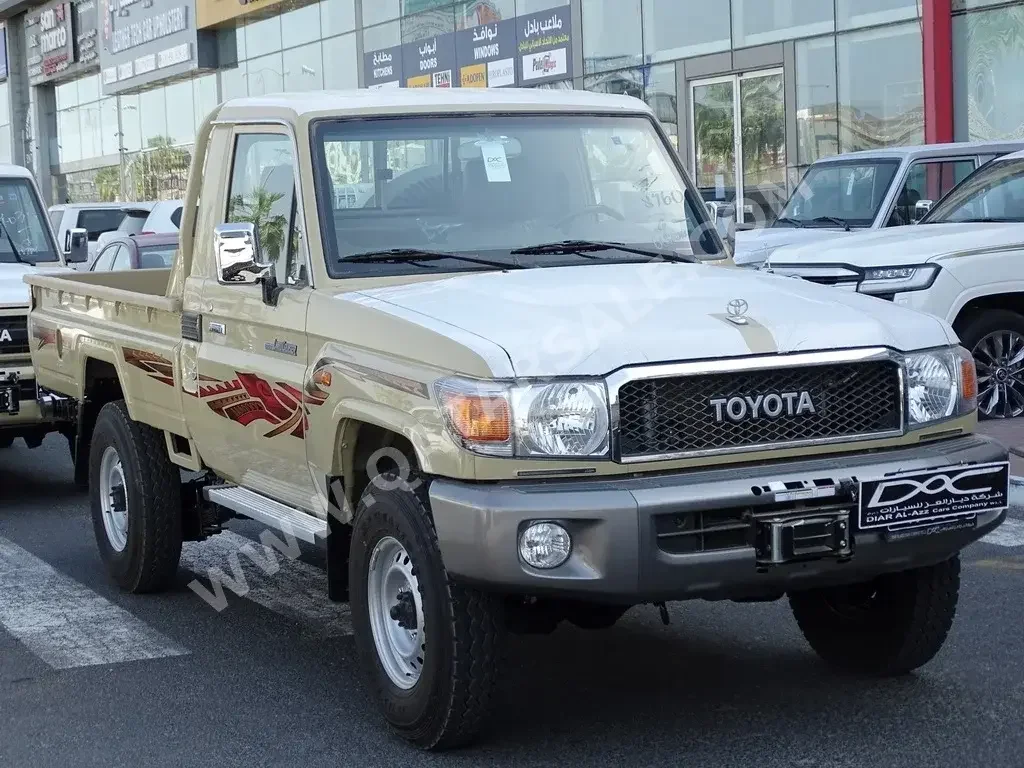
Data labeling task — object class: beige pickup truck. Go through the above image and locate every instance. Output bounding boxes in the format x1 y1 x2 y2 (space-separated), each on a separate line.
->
26 90 1008 749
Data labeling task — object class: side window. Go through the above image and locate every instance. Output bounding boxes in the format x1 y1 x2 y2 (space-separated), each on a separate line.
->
110 245 131 271
49 210 64 235
887 160 976 226
225 133 305 286
170 206 182 229
91 244 117 271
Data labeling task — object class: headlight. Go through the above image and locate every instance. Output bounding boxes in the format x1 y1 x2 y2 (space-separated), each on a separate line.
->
859 264 939 295
905 346 977 428
436 378 610 458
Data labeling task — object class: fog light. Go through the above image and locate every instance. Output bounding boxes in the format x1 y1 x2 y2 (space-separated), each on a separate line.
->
518 522 571 569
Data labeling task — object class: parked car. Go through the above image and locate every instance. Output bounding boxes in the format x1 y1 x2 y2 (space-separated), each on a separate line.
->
88 233 178 272
95 200 183 252
24 90 1008 750
0 163 78 451
764 149 1024 419
48 202 128 262
734 140 1024 267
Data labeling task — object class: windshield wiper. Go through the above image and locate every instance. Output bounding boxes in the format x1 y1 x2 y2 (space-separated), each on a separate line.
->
0 222 28 265
773 216 804 228
510 240 697 264
344 248 522 270
811 216 851 231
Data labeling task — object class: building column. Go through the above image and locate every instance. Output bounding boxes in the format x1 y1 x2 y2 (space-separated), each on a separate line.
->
922 0 954 144
6 14 31 169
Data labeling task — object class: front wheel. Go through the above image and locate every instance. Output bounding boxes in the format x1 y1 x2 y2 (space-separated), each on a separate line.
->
89 400 182 593
789 556 960 676
958 309 1024 419
349 477 505 750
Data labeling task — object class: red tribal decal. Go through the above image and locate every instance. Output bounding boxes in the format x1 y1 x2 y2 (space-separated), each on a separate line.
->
199 373 327 440
123 348 175 387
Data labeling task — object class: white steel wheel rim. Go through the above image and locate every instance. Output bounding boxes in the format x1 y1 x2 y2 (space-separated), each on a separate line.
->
99 446 129 552
367 536 426 690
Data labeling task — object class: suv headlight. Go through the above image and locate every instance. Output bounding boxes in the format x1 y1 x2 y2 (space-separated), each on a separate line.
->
859 264 939 296
905 346 977 428
436 378 610 458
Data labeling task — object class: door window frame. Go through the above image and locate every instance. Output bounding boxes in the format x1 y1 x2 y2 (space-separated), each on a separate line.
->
688 67 785 226
878 155 983 228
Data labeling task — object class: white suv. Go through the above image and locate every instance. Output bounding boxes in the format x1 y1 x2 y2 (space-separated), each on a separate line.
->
764 149 1024 420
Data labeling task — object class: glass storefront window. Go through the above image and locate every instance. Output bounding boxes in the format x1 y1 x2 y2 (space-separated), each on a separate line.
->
100 97 118 157
323 33 359 89
246 53 285 96
583 0 642 75
516 0 568 13
363 20 402 52
364 0 401 27
221 63 249 102
731 0 834 48
321 0 356 36
284 42 326 92
165 82 196 146
79 103 101 162
282 3 322 49
0 130 10 165
194 74 219 130
245 14 283 60
78 74 100 105
120 95 142 153
646 63 677 149
58 108 81 164
140 88 169 149
837 22 923 152
55 81 79 111
836 0 919 31
953 5 1024 141
457 0 514 27
796 35 838 165
642 0 730 62
402 7 456 41
0 82 9 128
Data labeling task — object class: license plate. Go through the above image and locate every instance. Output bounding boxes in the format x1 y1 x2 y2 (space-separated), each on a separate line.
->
858 461 1009 535
0 385 17 415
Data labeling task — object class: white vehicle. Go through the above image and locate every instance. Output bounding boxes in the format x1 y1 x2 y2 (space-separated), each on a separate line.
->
48 202 127 264
1 164 76 449
95 199 183 253
734 141 1024 267
764 149 1024 419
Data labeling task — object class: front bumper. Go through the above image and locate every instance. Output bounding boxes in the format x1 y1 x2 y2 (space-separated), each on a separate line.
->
429 435 1008 602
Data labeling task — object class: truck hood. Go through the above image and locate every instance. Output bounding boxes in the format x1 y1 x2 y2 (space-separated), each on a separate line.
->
733 226 854 266
767 221 1024 268
346 263 953 378
0 262 68 307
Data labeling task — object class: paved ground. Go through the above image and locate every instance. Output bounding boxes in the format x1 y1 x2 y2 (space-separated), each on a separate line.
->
977 419 1024 477
3 435 1024 767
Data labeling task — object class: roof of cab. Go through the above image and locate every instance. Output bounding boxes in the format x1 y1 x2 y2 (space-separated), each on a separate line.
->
0 163 36 180
213 88 653 123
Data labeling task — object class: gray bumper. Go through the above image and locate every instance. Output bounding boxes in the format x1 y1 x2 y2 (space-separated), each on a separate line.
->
429 435 1008 602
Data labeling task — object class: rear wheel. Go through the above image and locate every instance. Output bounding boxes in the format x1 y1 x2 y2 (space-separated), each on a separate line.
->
789 556 960 676
958 310 1024 419
350 476 505 750
89 400 182 593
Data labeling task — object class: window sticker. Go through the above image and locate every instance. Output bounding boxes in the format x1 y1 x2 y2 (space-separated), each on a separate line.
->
480 141 512 183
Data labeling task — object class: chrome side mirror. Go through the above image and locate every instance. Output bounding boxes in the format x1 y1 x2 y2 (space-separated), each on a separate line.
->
913 199 933 223
215 223 271 285
65 227 88 263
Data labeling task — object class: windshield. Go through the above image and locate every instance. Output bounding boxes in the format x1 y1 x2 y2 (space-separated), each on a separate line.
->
313 114 722 276
774 159 901 228
0 179 59 264
924 158 1024 223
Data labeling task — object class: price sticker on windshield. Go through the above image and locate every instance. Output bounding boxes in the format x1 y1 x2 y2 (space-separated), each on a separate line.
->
480 141 512 183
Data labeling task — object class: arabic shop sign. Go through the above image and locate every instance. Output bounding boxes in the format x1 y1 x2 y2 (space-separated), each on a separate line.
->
455 17 516 88
518 6 571 85
364 44 402 89
26 0 75 84
402 32 455 88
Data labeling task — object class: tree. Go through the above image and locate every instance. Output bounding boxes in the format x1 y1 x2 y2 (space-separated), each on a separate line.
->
228 186 287 264
93 166 120 202
127 135 192 200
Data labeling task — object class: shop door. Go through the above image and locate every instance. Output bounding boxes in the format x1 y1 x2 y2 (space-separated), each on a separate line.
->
690 69 787 227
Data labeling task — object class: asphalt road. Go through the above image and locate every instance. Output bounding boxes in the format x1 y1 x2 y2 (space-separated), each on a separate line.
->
2 435 1024 768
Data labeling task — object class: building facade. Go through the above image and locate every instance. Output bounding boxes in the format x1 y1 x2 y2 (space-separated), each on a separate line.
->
0 0 1017 219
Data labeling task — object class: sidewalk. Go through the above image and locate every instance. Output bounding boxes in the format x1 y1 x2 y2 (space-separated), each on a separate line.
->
975 419 1024 479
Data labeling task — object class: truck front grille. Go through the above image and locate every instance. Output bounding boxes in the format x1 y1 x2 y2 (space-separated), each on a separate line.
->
0 315 29 357
615 359 902 461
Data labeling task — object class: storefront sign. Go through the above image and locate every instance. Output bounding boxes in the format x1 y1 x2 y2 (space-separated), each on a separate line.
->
99 0 214 94
0 27 8 81
401 32 455 88
75 0 98 65
363 44 402 89
517 5 571 85
196 0 315 29
455 17 516 88
25 0 74 84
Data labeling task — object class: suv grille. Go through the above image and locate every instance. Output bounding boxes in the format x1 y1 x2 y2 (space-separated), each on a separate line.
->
615 360 902 461
0 315 29 357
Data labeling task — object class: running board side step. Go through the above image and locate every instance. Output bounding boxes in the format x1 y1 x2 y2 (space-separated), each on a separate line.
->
204 486 327 544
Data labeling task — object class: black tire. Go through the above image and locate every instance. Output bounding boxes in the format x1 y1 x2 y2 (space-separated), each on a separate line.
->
349 476 505 750
89 400 182 593
789 556 960 676
563 601 629 630
0 434 13 449
957 309 1024 419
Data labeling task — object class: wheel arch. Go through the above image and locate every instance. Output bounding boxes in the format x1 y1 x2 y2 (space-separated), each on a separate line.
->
951 291 1024 334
